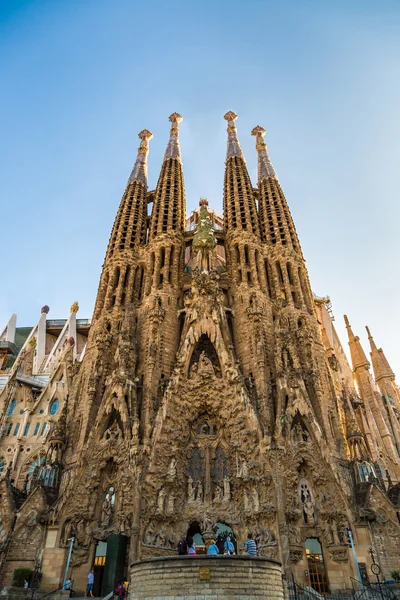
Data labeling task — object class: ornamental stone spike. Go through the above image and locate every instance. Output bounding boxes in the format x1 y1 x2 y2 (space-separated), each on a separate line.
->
251 125 277 181
164 112 183 162
128 129 153 186
224 111 245 162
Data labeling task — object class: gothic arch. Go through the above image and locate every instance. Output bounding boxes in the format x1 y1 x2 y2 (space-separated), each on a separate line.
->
187 334 221 378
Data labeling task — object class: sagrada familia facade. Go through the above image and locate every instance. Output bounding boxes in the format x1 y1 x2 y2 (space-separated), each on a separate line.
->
0 112 399 594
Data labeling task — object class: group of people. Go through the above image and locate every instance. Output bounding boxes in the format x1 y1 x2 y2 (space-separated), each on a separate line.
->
177 533 257 556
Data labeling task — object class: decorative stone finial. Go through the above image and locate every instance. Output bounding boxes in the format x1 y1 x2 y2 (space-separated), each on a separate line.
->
169 112 183 132
199 198 208 206
224 111 238 125
224 111 244 161
128 129 153 186
41 305 50 314
70 302 79 313
164 113 183 162
251 125 277 180
29 337 37 348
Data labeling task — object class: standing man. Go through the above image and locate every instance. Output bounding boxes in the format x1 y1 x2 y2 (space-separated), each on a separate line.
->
244 533 257 556
85 568 94 598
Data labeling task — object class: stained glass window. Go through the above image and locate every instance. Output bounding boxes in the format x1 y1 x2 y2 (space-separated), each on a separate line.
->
0 457 5 473
13 423 20 436
189 447 203 482
212 447 227 482
50 399 59 415
23 423 30 436
34 423 40 436
6 399 16 416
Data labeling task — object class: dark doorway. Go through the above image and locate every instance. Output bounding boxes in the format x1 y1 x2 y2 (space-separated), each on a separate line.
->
101 534 128 596
187 521 205 554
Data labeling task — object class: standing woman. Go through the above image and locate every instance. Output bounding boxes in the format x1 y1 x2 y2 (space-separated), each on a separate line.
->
187 536 196 555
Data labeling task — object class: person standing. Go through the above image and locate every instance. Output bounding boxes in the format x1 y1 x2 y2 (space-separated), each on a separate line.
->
85 568 94 598
187 536 196 555
224 535 235 555
244 533 257 556
207 539 219 555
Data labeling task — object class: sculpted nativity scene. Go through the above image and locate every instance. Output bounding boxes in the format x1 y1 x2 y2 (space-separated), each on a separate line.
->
1 112 400 594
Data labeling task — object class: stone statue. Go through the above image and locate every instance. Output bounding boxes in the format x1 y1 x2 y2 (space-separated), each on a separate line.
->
167 493 175 514
156 488 166 513
244 489 251 513
196 481 203 502
197 352 215 378
188 476 195 502
238 460 249 479
144 522 156 546
213 486 223 503
167 457 177 479
223 476 231 501
303 499 315 525
252 488 260 512
101 495 112 526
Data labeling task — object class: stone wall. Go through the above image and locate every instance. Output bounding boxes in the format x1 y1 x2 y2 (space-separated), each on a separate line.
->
129 555 284 600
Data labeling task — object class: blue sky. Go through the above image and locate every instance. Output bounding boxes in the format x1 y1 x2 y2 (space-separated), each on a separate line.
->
1 0 399 376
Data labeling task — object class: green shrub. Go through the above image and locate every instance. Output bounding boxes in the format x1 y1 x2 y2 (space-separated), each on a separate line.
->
390 570 400 582
12 568 33 588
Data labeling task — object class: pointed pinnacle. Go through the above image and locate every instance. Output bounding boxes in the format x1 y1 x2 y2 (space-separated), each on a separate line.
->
164 113 182 162
365 326 373 339
251 124 277 180
128 129 153 186
224 111 244 161
344 315 351 328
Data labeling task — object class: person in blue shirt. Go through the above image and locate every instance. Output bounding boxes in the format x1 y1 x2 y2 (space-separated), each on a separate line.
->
244 533 257 556
207 539 219 555
85 569 94 598
224 535 235 555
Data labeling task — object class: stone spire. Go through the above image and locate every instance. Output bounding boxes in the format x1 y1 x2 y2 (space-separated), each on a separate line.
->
366 326 395 381
128 129 153 186
344 315 370 370
150 113 186 239
251 125 301 254
105 129 153 261
251 125 277 180
222 111 260 237
224 111 245 161
163 112 183 162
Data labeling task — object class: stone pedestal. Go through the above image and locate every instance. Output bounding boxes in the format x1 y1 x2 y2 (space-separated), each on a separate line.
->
130 555 284 600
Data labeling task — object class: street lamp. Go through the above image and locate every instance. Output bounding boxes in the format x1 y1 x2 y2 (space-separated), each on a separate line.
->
63 536 75 588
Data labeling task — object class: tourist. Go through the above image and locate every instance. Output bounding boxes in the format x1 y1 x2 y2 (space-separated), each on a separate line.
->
216 535 224 554
62 579 76 597
114 581 126 600
207 539 219 555
187 536 196 555
224 535 235 555
85 568 94 598
177 538 188 555
244 533 257 556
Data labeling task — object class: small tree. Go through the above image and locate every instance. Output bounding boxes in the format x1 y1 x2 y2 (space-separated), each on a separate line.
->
390 570 400 583
12 568 33 588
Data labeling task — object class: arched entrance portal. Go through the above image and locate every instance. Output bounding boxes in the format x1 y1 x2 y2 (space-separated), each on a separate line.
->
305 538 330 593
187 521 205 553
215 522 236 554
187 521 236 555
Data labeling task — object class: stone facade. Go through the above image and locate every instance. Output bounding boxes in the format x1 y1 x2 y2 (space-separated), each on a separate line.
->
1 112 400 595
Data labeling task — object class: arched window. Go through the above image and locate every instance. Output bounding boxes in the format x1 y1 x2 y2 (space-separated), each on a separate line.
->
0 457 5 473
7 399 16 416
212 448 227 483
189 447 203 482
49 399 59 415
